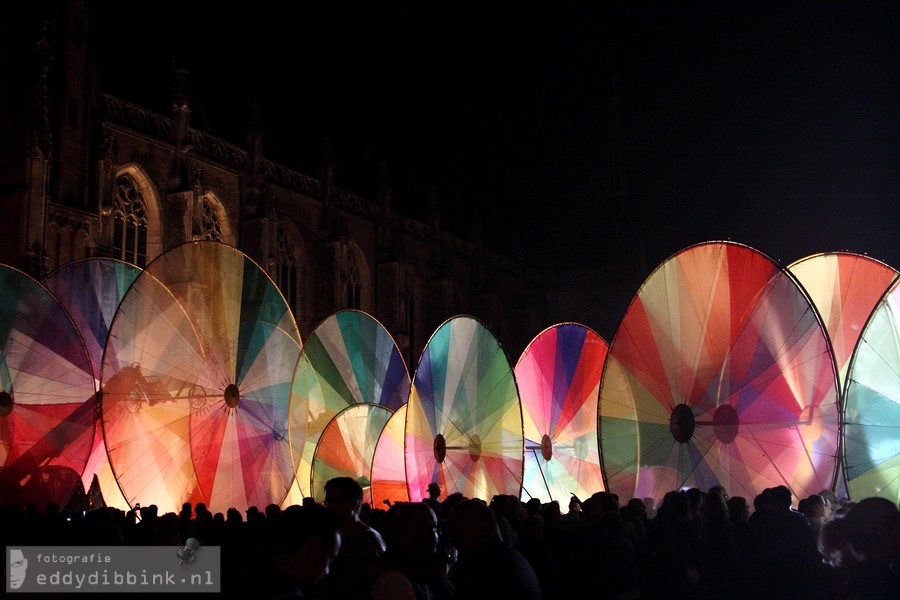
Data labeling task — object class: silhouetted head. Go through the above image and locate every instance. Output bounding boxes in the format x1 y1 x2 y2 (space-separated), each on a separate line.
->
446 499 500 553
275 504 342 586
770 485 793 510
841 497 900 563
387 501 439 560
226 507 242 522
727 496 750 521
325 477 364 523
818 497 900 568
427 482 441 499
627 498 647 520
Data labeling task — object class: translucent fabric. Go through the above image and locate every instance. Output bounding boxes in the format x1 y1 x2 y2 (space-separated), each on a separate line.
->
44 258 141 510
788 252 898 392
844 276 900 502
515 323 608 502
405 315 523 502
310 403 393 504
290 310 409 497
599 242 840 503
371 404 410 506
100 242 301 513
0 265 96 507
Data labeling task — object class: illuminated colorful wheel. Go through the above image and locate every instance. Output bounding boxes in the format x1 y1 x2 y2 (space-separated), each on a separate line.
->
599 242 840 503
844 276 900 502
44 258 141 510
405 315 523 502
290 309 410 498
515 323 608 502
0 265 96 507
788 252 898 391
101 242 302 513
310 403 393 504
371 403 410 507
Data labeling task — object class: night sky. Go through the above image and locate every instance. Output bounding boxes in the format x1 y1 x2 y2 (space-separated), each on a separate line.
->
97 2 900 276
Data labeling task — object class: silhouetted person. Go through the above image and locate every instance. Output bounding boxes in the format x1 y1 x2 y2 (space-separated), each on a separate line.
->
178 502 193 542
265 503 281 521
646 490 701 599
319 477 386 600
697 486 736 598
748 485 815 597
627 497 651 528
588 510 640 600
802 493 827 538
515 513 562 599
725 495 758 600
621 498 649 559
525 497 542 517
489 494 521 547
686 487 704 522
369 501 453 600
424 482 442 512
567 493 583 518
818 496 900 600
245 505 260 523
242 503 341 599
819 488 840 520
128 503 157 544
707 484 728 501
445 499 543 600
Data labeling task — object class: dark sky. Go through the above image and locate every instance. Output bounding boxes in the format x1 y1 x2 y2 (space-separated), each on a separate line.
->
97 2 900 275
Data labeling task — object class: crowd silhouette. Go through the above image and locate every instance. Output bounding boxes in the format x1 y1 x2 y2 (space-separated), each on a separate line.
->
3 481 899 599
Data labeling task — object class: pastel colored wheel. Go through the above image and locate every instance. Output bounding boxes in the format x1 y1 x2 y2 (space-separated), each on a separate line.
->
599 242 840 503
310 403 393 504
516 323 608 502
101 242 301 513
44 258 141 510
0 265 96 507
844 276 900 502
290 310 409 497
405 315 523 501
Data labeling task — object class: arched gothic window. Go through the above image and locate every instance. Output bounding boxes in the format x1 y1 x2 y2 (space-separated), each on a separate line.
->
275 228 298 317
399 271 417 366
113 175 149 266
344 249 361 310
338 242 370 312
199 196 223 241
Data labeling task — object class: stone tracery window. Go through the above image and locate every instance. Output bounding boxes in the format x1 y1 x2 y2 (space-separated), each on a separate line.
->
275 228 298 317
343 248 361 310
199 196 223 241
113 175 149 266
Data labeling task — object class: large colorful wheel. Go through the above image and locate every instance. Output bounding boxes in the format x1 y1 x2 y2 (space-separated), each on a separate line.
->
599 242 840 504
405 315 523 502
309 403 393 504
844 276 900 502
290 309 410 497
371 403 410 507
44 258 141 510
788 252 897 498
515 323 608 503
0 265 96 507
101 242 302 513
788 252 898 392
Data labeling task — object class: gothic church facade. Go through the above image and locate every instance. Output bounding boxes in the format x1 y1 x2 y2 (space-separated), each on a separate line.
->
0 2 559 362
